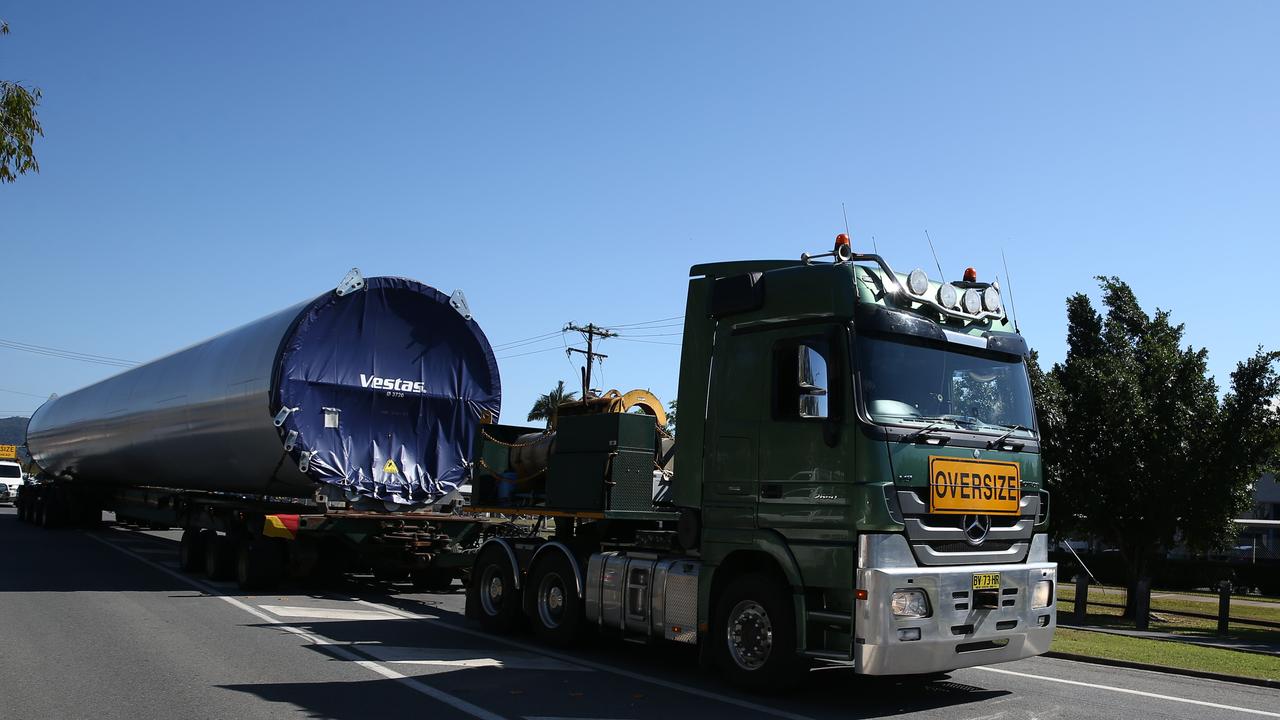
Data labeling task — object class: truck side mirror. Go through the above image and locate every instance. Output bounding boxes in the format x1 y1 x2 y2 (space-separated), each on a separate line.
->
797 345 829 419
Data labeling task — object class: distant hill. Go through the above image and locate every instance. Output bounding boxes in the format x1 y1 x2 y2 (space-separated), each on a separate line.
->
0 416 27 446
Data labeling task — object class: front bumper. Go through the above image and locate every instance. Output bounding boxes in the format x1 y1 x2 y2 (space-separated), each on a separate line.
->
854 533 1056 675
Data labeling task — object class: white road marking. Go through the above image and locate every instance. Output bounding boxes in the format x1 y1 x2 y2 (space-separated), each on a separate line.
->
363 646 588 672
352 600 819 720
975 665 1280 718
84 532 508 720
259 605 407 621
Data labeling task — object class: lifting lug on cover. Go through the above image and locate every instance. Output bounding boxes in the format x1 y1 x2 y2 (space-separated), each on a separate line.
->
274 406 298 427
335 268 365 297
298 451 315 473
283 430 298 451
449 289 472 320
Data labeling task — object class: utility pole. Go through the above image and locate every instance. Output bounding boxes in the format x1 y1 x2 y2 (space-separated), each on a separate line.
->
564 322 617 400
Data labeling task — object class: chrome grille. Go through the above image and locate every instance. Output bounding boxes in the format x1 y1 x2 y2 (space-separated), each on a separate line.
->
897 490 1037 566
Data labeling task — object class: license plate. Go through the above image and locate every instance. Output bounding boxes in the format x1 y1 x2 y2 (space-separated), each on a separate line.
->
928 456 1021 515
972 572 1001 590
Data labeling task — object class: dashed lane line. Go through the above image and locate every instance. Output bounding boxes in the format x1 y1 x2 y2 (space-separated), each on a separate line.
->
83 531 508 720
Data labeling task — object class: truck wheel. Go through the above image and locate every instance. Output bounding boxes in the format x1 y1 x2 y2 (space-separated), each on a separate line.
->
712 573 807 692
413 567 456 592
527 552 584 646
179 528 207 572
204 534 237 580
470 545 522 632
237 537 285 591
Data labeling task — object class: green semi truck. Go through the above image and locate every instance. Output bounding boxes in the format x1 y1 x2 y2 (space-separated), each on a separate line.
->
466 235 1056 688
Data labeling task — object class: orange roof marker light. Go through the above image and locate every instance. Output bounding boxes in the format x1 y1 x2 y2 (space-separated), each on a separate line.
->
963 267 978 282
834 233 852 261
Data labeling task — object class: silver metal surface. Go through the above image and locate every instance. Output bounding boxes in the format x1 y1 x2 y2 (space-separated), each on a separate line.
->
27 297 315 496
585 551 700 643
896 491 1037 566
854 532 1056 675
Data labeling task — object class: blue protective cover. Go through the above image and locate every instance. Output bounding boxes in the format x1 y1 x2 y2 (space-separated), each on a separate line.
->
275 277 501 505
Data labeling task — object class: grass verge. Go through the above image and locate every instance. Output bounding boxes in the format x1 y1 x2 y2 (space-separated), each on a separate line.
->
1050 627 1280 682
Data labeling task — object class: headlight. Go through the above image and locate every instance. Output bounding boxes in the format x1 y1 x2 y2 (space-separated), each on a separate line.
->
962 288 982 314
907 268 929 296
891 589 931 618
982 287 1002 313
938 283 958 309
1032 580 1053 609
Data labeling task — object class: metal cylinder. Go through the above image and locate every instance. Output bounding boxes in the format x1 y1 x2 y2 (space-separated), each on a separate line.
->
26 275 501 505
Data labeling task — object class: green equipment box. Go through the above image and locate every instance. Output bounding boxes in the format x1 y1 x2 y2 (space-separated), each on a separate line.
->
547 414 656 511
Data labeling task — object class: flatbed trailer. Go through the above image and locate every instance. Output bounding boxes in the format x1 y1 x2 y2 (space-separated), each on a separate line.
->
18 481 488 590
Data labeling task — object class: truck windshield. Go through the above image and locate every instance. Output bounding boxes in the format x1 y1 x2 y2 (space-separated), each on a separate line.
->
856 333 1036 436
0 465 20 479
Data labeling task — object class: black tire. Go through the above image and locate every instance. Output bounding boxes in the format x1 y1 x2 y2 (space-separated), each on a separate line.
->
526 551 585 646
712 572 807 692
469 544 522 633
237 537 285 591
204 534 237 580
179 528 207 572
37 493 55 529
413 567 457 592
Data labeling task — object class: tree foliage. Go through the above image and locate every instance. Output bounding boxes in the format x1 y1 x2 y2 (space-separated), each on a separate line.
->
527 380 577 428
0 21 43 183
1037 276 1280 604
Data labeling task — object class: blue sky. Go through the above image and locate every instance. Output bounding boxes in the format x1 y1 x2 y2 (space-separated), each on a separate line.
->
1 2 1277 420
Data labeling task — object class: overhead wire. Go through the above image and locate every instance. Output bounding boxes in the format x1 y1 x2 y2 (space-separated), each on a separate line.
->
0 387 49 399
0 338 139 367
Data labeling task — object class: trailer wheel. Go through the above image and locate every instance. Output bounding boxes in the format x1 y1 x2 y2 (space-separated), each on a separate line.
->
712 572 807 692
237 537 285 591
179 528 207 572
470 545 522 632
204 534 237 580
527 552 584 646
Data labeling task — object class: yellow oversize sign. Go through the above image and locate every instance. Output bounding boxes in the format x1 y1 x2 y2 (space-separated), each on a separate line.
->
928 456 1021 516
0 445 16 460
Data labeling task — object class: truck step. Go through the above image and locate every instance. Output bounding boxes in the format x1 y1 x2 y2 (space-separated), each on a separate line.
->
807 609 854 627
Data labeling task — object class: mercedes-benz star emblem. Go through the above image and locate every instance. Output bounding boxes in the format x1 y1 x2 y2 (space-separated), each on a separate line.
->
962 514 991 546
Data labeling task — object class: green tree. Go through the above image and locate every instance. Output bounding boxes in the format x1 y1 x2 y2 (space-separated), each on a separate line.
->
1 21 43 183
1044 277 1280 614
527 380 576 428
664 399 677 436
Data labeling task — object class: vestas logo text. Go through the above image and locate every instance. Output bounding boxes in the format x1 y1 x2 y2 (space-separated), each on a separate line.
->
359 374 426 394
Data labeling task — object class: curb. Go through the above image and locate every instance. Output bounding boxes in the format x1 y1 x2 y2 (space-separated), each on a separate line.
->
1045 651 1280 690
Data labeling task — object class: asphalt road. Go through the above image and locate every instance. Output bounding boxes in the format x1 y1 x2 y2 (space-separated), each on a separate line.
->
1 506 1277 720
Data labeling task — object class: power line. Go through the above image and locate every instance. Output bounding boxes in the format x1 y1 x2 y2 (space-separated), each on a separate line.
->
616 338 682 347
603 315 684 329
495 346 564 360
0 338 139 367
0 387 48 399
490 329 564 351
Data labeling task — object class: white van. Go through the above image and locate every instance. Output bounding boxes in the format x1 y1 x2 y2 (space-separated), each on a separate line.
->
0 461 23 505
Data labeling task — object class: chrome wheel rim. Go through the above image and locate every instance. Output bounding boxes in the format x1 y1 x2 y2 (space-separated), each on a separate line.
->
726 600 773 671
537 572 566 629
480 566 505 616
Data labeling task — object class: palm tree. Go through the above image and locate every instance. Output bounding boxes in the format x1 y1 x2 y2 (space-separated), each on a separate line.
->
528 380 577 428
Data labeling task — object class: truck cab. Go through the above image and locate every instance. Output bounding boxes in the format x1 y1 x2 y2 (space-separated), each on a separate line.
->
0 461 24 506
672 237 1054 681
467 236 1055 689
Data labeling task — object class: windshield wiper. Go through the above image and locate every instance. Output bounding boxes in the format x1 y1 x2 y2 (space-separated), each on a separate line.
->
986 423 1030 449
901 422 950 444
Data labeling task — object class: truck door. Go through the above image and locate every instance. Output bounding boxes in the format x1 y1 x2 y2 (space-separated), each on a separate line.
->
701 323 765 530
757 327 852 540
